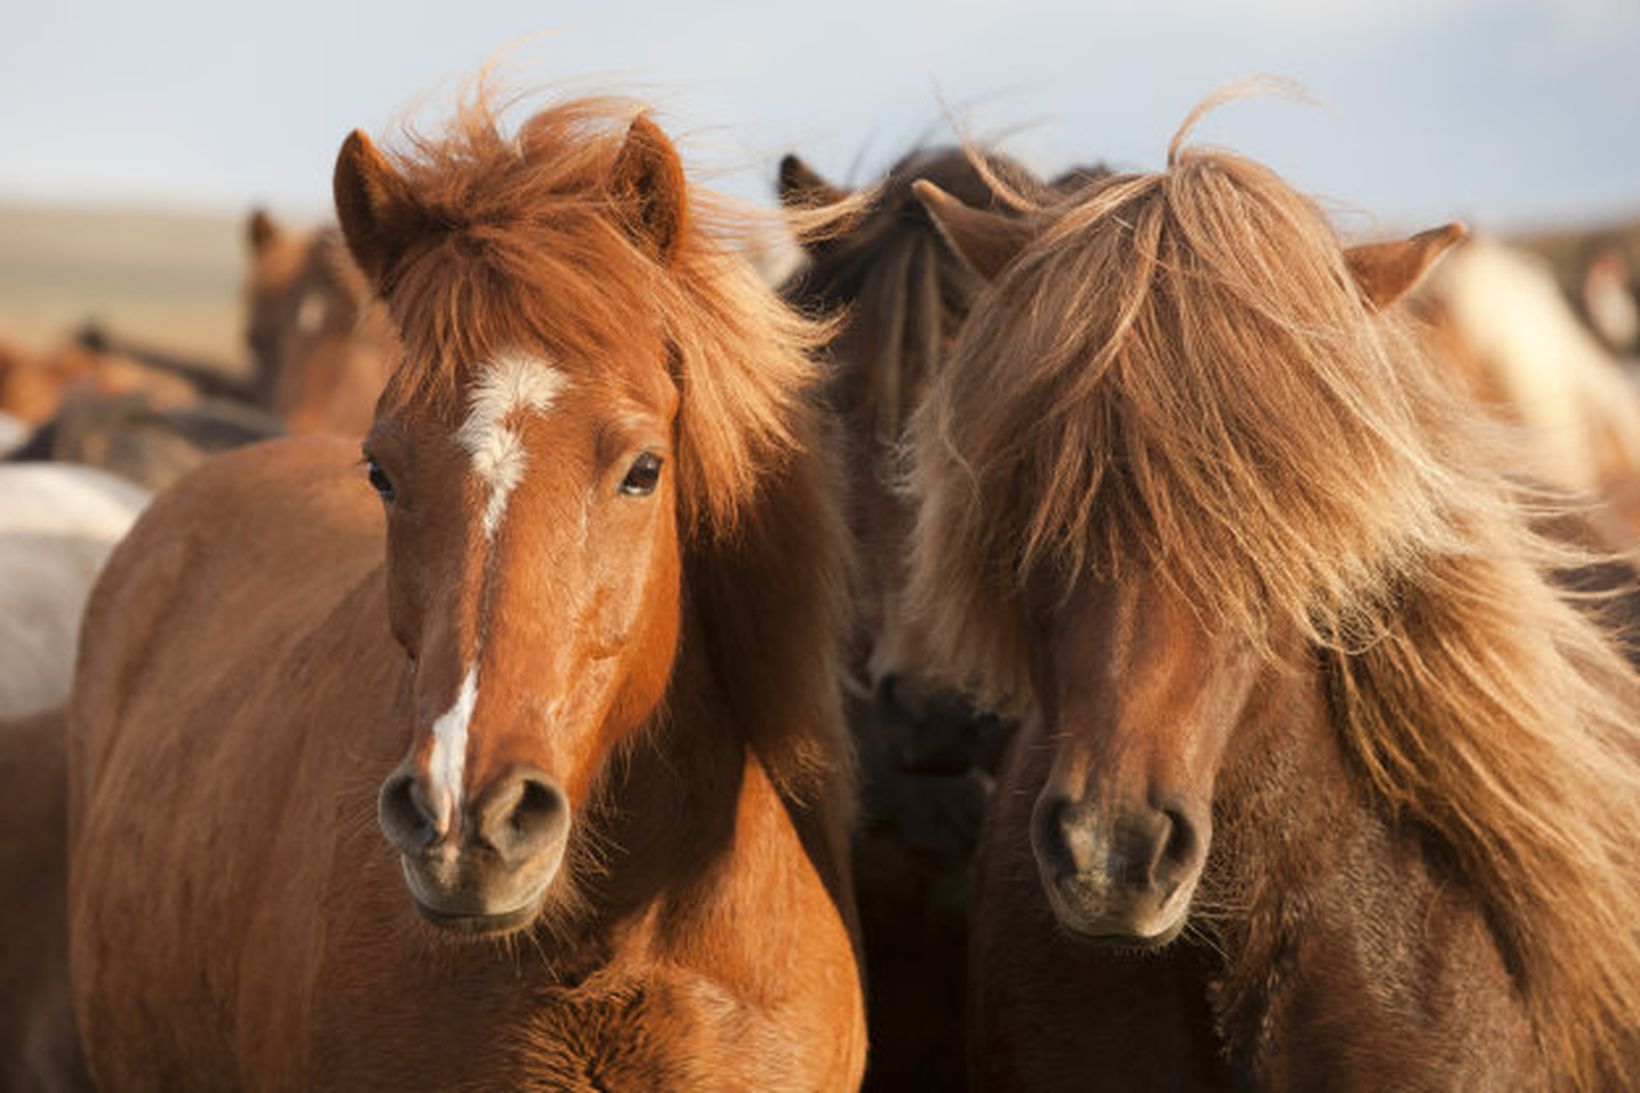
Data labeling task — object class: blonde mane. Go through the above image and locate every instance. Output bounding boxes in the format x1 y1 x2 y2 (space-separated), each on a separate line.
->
366 93 852 799
908 118 1640 1087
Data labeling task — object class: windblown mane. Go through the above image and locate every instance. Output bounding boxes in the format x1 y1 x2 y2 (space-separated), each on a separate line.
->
365 93 852 799
782 146 1044 452
908 108 1640 1087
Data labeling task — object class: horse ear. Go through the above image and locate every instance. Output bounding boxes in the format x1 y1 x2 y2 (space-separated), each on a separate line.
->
608 114 687 261
333 129 427 292
1345 223 1468 310
912 179 1031 283
247 208 279 253
777 155 846 209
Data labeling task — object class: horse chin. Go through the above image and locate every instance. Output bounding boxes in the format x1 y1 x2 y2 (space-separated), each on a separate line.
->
409 895 544 938
1056 912 1189 953
397 855 558 940
1040 875 1194 952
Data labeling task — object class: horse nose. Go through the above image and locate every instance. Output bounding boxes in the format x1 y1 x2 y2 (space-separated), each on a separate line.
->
1034 793 1203 897
378 766 441 855
470 766 569 866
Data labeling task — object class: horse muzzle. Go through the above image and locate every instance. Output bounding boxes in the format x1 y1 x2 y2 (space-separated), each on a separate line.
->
1030 791 1207 946
378 762 570 936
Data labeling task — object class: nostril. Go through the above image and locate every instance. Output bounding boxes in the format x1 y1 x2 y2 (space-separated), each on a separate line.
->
1163 809 1193 860
1032 793 1078 877
510 779 563 841
478 771 568 863
378 771 438 854
1151 807 1203 888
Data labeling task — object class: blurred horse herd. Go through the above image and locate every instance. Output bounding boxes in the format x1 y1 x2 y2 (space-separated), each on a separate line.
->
2 76 1640 1091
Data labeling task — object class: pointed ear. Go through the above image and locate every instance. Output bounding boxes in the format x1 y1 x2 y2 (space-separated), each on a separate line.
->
608 114 687 261
332 129 427 292
777 154 846 209
912 179 1032 283
1345 223 1468 310
247 208 279 253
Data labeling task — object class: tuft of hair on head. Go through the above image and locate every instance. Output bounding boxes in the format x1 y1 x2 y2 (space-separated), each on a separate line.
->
1165 74 1317 169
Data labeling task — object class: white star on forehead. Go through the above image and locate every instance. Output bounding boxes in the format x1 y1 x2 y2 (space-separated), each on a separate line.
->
454 351 568 540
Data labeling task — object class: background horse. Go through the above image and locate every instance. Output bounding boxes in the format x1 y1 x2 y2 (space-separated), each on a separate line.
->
1415 234 1640 547
68 94 865 1088
0 465 145 1091
0 331 200 429
244 211 396 437
6 390 284 492
1 463 147 717
908 107 1640 1089
777 145 1039 1091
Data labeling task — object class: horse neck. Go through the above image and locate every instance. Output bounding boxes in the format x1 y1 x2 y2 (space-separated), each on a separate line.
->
1201 656 1543 1088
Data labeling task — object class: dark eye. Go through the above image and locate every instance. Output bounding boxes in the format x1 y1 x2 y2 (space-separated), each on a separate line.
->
619 452 663 497
366 457 395 503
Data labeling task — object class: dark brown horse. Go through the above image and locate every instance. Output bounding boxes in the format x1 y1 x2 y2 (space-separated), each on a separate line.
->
777 145 1040 1091
908 105 1640 1090
68 94 865 1088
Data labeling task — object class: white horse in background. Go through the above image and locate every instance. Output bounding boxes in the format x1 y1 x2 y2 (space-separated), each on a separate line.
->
1 464 149 717
1418 235 1640 543
0 411 27 456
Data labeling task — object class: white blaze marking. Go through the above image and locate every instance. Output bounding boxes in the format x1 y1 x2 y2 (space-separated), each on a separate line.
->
427 664 478 829
426 354 561 825
454 351 567 540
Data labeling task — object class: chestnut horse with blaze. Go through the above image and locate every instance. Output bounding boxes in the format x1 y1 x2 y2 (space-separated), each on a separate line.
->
908 101 1640 1089
67 97 865 1089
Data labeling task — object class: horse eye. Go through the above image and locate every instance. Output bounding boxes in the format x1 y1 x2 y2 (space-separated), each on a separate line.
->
619 452 663 497
366 457 395 503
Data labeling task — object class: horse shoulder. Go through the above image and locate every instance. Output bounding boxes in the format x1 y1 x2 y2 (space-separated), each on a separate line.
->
67 437 389 1087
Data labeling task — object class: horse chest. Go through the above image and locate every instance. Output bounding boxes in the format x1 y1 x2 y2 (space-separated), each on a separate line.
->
304 951 828 1092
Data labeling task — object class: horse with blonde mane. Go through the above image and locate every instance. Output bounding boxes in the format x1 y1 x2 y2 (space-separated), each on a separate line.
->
909 102 1640 1089
778 145 1041 1091
68 93 865 1088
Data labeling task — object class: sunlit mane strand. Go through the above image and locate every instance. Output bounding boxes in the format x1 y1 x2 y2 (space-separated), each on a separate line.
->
909 94 1640 1087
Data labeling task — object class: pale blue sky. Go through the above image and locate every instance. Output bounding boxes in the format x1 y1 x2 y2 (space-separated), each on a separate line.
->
1 0 1636 232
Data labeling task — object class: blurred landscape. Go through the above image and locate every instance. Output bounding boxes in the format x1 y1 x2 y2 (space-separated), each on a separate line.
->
1 200 1634 376
0 205 254 370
